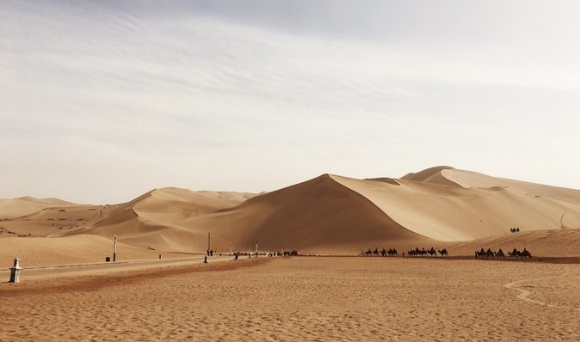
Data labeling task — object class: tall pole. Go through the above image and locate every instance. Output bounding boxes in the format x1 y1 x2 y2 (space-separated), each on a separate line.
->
113 235 117 262
208 232 211 252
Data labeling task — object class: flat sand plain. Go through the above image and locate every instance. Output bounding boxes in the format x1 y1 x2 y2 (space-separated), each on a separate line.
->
1 257 580 341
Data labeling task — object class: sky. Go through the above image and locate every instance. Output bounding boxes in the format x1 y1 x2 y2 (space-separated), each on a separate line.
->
1 0 580 204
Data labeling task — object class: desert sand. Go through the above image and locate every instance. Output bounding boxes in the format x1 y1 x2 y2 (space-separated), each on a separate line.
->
2 167 580 266
2 167 580 341
1 257 580 341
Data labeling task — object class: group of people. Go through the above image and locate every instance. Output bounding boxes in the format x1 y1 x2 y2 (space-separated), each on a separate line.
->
510 227 521 233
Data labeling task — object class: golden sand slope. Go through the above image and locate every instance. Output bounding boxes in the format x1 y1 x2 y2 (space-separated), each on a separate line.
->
333 168 580 241
0 235 166 268
0 197 74 220
0 188 254 248
185 174 435 254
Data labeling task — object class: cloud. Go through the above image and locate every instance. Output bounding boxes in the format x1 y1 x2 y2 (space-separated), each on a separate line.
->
1 0 579 203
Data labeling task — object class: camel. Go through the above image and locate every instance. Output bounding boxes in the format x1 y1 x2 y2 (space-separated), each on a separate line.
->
407 248 420 257
475 248 494 258
475 248 486 258
427 247 436 257
520 248 532 259
438 248 448 257
408 247 428 257
387 248 398 257
508 248 521 258
485 248 494 258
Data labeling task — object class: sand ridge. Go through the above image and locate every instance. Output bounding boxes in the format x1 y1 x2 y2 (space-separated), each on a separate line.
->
331 169 580 242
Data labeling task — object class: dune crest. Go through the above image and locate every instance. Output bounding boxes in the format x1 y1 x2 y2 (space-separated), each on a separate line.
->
333 169 580 242
401 166 459 186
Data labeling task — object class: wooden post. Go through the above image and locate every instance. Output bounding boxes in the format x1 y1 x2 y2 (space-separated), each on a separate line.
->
207 232 211 252
113 235 117 262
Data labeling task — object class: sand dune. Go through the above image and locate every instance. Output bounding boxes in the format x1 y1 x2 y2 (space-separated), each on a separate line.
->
0 197 75 220
2 167 580 265
332 168 580 242
184 174 435 254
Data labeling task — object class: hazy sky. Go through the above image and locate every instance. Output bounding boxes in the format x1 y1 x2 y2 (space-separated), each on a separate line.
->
1 0 579 204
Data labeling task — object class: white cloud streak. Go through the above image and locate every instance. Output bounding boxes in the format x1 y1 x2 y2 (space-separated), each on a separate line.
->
1 0 579 203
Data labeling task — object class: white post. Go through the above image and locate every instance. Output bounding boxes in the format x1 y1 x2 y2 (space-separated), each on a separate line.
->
9 257 22 283
113 235 117 262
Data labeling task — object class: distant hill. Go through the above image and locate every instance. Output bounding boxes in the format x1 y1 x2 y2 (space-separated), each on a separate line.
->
2 167 580 259
0 197 75 220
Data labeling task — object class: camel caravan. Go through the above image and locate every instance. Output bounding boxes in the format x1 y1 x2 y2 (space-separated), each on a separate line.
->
362 248 399 257
360 247 448 257
475 247 532 260
407 247 448 257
